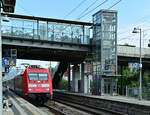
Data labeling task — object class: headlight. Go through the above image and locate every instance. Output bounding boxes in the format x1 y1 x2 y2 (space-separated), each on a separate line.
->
29 88 34 91
42 84 49 87
45 88 49 91
29 84 37 87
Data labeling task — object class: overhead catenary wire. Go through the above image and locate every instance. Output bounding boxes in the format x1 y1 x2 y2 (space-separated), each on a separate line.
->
63 0 88 19
77 0 109 20
118 28 150 47
107 0 122 10
76 0 100 20
17 0 34 16
118 27 150 41
82 0 122 22
118 22 150 36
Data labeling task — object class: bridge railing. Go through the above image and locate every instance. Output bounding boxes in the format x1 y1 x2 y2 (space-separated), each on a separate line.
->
1 17 91 44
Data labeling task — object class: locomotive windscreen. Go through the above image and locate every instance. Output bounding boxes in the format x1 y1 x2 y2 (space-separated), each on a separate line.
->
28 73 38 80
28 73 49 80
39 73 49 80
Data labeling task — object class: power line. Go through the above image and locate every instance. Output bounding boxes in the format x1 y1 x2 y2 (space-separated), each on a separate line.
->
76 0 100 20
17 0 34 16
63 0 88 19
118 34 136 41
118 28 150 42
82 0 122 21
77 0 109 20
118 22 150 38
107 0 122 9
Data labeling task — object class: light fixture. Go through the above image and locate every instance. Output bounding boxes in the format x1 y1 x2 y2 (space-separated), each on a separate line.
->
2 15 9 22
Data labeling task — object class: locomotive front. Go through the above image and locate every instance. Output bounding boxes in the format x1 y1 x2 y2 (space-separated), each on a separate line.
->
24 67 53 104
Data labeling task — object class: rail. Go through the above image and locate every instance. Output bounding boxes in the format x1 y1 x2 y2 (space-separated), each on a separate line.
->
53 91 123 115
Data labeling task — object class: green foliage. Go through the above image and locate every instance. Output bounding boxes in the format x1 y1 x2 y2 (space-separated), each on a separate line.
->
118 66 150 88
123 68 139 87
57 79 68 90
90 80 93 92
49 67 54 72
143 74 150 87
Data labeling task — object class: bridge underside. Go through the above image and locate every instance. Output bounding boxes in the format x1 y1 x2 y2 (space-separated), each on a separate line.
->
2 37 89 64
118 56 150 68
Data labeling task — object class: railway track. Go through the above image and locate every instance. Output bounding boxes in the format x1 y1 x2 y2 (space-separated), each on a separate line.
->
54 98 123 115
54 91 124 115
38 103 66 115
44 100 90 115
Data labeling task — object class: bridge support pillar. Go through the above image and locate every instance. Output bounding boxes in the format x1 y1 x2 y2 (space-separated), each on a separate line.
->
80 63 85 93
80 62 92 94
68 64 71 91
72 65 80 92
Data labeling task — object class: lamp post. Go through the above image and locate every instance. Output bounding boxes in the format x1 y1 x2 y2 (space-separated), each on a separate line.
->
0 1 16 114
0 3 2 115
132 27 142 100
0 7 10 115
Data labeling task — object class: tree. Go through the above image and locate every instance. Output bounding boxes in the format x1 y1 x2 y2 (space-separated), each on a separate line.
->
57 79 68 90
118 67 150 88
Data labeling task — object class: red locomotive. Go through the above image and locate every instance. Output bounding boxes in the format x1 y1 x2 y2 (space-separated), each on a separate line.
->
7 65 53 104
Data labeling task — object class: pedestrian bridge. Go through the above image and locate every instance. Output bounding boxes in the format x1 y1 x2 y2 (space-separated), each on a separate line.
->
2 13 92 64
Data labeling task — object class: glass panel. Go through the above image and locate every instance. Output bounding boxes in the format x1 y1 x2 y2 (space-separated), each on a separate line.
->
12 27 24 37
103 23 116 32
48 22 54 41
24 28 33 39
71 24 83 43
33 29 40 39
28 73 38 80
23 20 34 29
1 16 90 44
39 73 49 80
1 25 11 36
11 18 23 27
39 21 47 40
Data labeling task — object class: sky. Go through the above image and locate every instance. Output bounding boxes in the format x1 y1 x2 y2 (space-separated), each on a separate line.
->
8 0 150 67
14 0 150 28
16 59 57 68
14 0 150 47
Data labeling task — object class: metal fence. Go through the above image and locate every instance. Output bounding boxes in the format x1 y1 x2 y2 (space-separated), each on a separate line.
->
126 87 150 100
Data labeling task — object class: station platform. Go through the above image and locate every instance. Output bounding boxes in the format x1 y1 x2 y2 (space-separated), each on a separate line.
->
84 94 150 106
54 90 150 115
97 95 150 106
55 90 150 106
3 91 50 115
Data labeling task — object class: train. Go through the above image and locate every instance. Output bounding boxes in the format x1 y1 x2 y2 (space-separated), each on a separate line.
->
4 65 53 104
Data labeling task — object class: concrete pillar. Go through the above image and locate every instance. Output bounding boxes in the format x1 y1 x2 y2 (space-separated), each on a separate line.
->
72 65 80 92
101 77 104 95
68 64 71 91
80 63 84 93
84 63 89 94
80 62 92 94
88 75 93 94
86 75 89 94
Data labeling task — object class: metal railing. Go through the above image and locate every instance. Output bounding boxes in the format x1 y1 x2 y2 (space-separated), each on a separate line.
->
126 87 150 100
1 25 90 44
